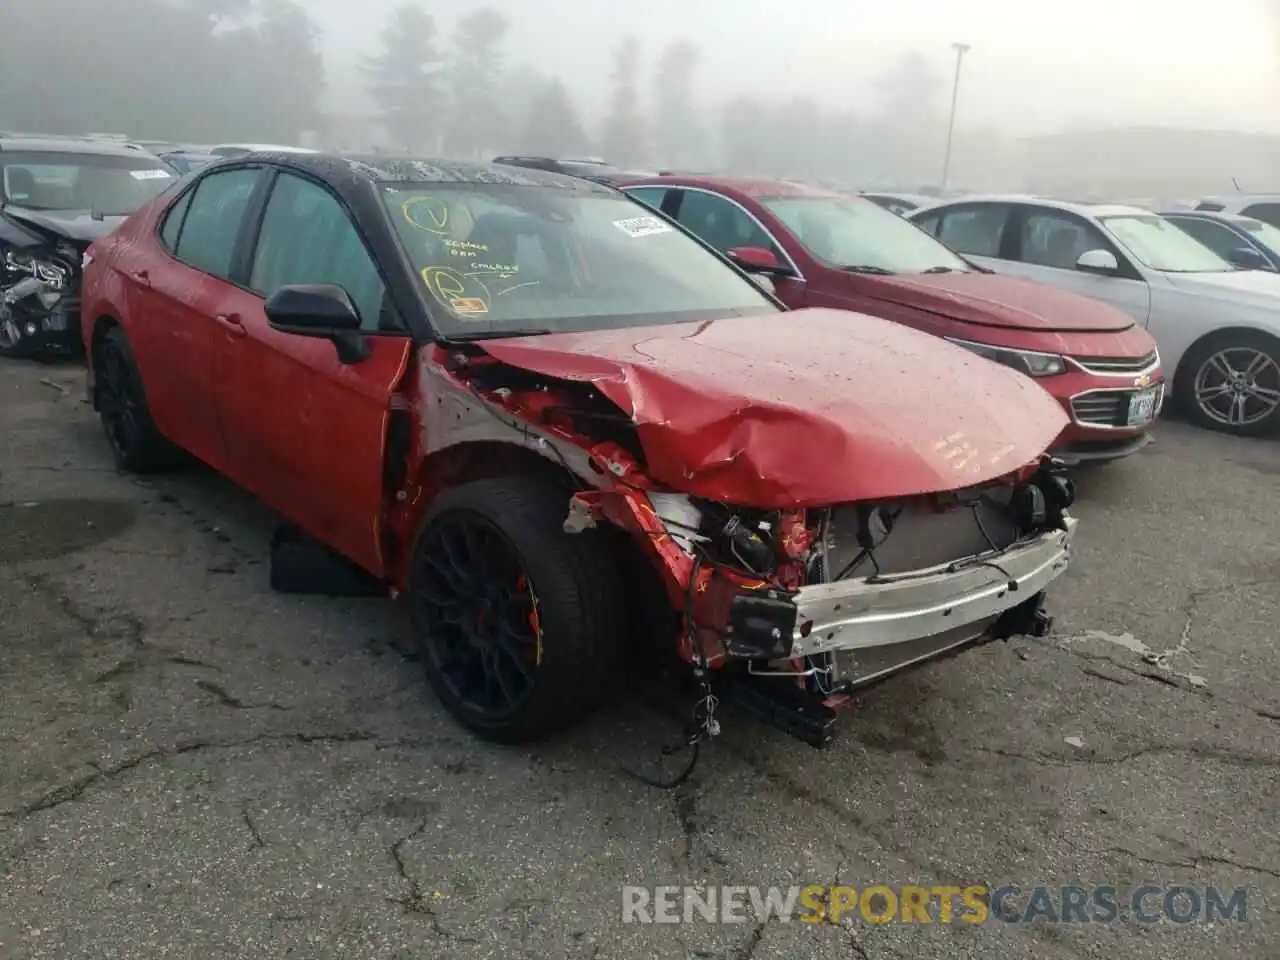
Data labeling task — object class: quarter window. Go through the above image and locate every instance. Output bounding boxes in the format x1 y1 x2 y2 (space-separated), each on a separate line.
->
159 189 194 252
249 172 388 332
173 168 260 279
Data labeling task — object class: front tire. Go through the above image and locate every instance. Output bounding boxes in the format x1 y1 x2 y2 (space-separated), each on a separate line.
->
96 326 176 472
408 476 627 743
1177 331 1280 436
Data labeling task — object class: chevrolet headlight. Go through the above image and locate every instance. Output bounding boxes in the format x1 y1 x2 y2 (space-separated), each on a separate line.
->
946 337 1066 377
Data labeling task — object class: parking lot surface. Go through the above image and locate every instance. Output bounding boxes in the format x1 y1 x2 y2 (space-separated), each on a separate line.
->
1 357 1277 960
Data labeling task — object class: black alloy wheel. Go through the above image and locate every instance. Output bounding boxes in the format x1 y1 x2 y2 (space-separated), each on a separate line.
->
95 327 174 472
409 477 627 743
413 511 542 720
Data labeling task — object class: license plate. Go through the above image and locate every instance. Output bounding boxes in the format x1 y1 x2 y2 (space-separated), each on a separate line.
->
1127 387 1158 425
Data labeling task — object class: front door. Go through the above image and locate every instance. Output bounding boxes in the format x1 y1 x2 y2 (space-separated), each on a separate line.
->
1001 205 1152 325
215 168 411 576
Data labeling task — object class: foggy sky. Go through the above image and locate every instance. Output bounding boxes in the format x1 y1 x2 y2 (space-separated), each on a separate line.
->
317 0 1280 135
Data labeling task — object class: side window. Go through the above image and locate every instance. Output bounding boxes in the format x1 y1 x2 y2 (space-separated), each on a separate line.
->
1017 209 1112 269
674 190 780 256
1166 218 1244 259
159 189 194 252
174 168 260 279
625 187 668 211
250 172 388 332
1241 203 1280 229
936 205 1009 257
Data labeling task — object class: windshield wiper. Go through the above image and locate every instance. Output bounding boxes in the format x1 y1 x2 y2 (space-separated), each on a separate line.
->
437 327 553 343
921 265 962 274
839 264 894 275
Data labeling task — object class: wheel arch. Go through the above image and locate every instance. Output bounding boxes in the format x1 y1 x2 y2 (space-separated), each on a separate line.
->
1173 324 1280 386
87 313 123 411
390 439 590 584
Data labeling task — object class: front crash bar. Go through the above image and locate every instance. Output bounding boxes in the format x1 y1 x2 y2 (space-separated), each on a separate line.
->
787 516 1077 658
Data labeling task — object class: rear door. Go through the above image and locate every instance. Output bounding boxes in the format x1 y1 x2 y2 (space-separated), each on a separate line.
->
121 165 266 470
215 167 411 576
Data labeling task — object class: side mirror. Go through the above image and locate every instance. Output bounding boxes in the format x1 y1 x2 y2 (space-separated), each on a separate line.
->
1226 246 1271 270
1075 249 1119 275
265 283 369 364
727 245 790 276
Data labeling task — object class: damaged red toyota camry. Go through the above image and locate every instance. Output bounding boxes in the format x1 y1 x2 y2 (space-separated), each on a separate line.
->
81 153 1078 747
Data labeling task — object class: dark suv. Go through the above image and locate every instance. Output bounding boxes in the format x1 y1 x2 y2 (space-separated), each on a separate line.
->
1 136 177 358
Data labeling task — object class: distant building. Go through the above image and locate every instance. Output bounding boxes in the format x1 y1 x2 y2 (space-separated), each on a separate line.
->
1019 126 1280 204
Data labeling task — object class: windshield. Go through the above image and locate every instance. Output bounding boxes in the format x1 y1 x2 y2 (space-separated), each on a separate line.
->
382 184 779 337
0 151 176 215
760 195 970 273
1100 214 1234 273
1240 217 1280 254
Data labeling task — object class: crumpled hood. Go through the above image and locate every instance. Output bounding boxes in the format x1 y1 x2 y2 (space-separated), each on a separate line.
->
0 206 128 248
478 308 1068 507
861 271 1134 333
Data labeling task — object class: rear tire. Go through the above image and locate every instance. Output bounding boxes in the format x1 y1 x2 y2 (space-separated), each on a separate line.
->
1176 331 1280 437
95 326 178 472
408 476 627 743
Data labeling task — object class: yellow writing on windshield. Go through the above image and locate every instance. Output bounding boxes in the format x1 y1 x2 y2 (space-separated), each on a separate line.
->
421 266 491 319
403 196 451 234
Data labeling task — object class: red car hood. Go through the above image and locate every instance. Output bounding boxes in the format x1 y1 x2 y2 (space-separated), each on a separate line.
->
862 271 1134 333
478 308 1067 508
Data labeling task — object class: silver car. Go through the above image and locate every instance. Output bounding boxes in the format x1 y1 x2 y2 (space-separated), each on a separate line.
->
909 195 1280 436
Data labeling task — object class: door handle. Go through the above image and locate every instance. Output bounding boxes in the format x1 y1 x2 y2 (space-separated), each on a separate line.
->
215 313 246 338
129 269 150 287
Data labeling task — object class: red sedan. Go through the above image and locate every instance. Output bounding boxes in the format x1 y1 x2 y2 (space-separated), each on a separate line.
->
79 152 1077 748
621 176 1165 465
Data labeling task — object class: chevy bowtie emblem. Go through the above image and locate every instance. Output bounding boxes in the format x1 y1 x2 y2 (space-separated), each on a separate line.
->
1134 373 1152 388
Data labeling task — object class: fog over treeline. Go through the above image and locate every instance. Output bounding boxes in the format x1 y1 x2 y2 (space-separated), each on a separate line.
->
3 0 1280 199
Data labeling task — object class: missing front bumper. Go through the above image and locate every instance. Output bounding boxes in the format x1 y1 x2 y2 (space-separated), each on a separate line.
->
726 517 1076 661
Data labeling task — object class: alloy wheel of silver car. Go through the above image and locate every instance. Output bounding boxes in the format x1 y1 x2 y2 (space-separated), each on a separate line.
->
1193 346 1280 428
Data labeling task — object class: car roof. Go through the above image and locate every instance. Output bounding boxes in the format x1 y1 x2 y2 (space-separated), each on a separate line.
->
0 135 165 158
910 193 1153 219
259 152 615 193
1197 194 1280 206
622 174 844 199
1162 209 1269 226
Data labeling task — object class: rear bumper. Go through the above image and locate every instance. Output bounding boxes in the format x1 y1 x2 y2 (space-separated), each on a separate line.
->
786 516 1076 658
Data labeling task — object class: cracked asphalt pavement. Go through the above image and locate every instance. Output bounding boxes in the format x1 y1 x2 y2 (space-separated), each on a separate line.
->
2 358 1278 959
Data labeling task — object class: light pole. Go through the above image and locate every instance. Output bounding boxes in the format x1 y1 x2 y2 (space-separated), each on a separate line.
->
940 42 971 192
